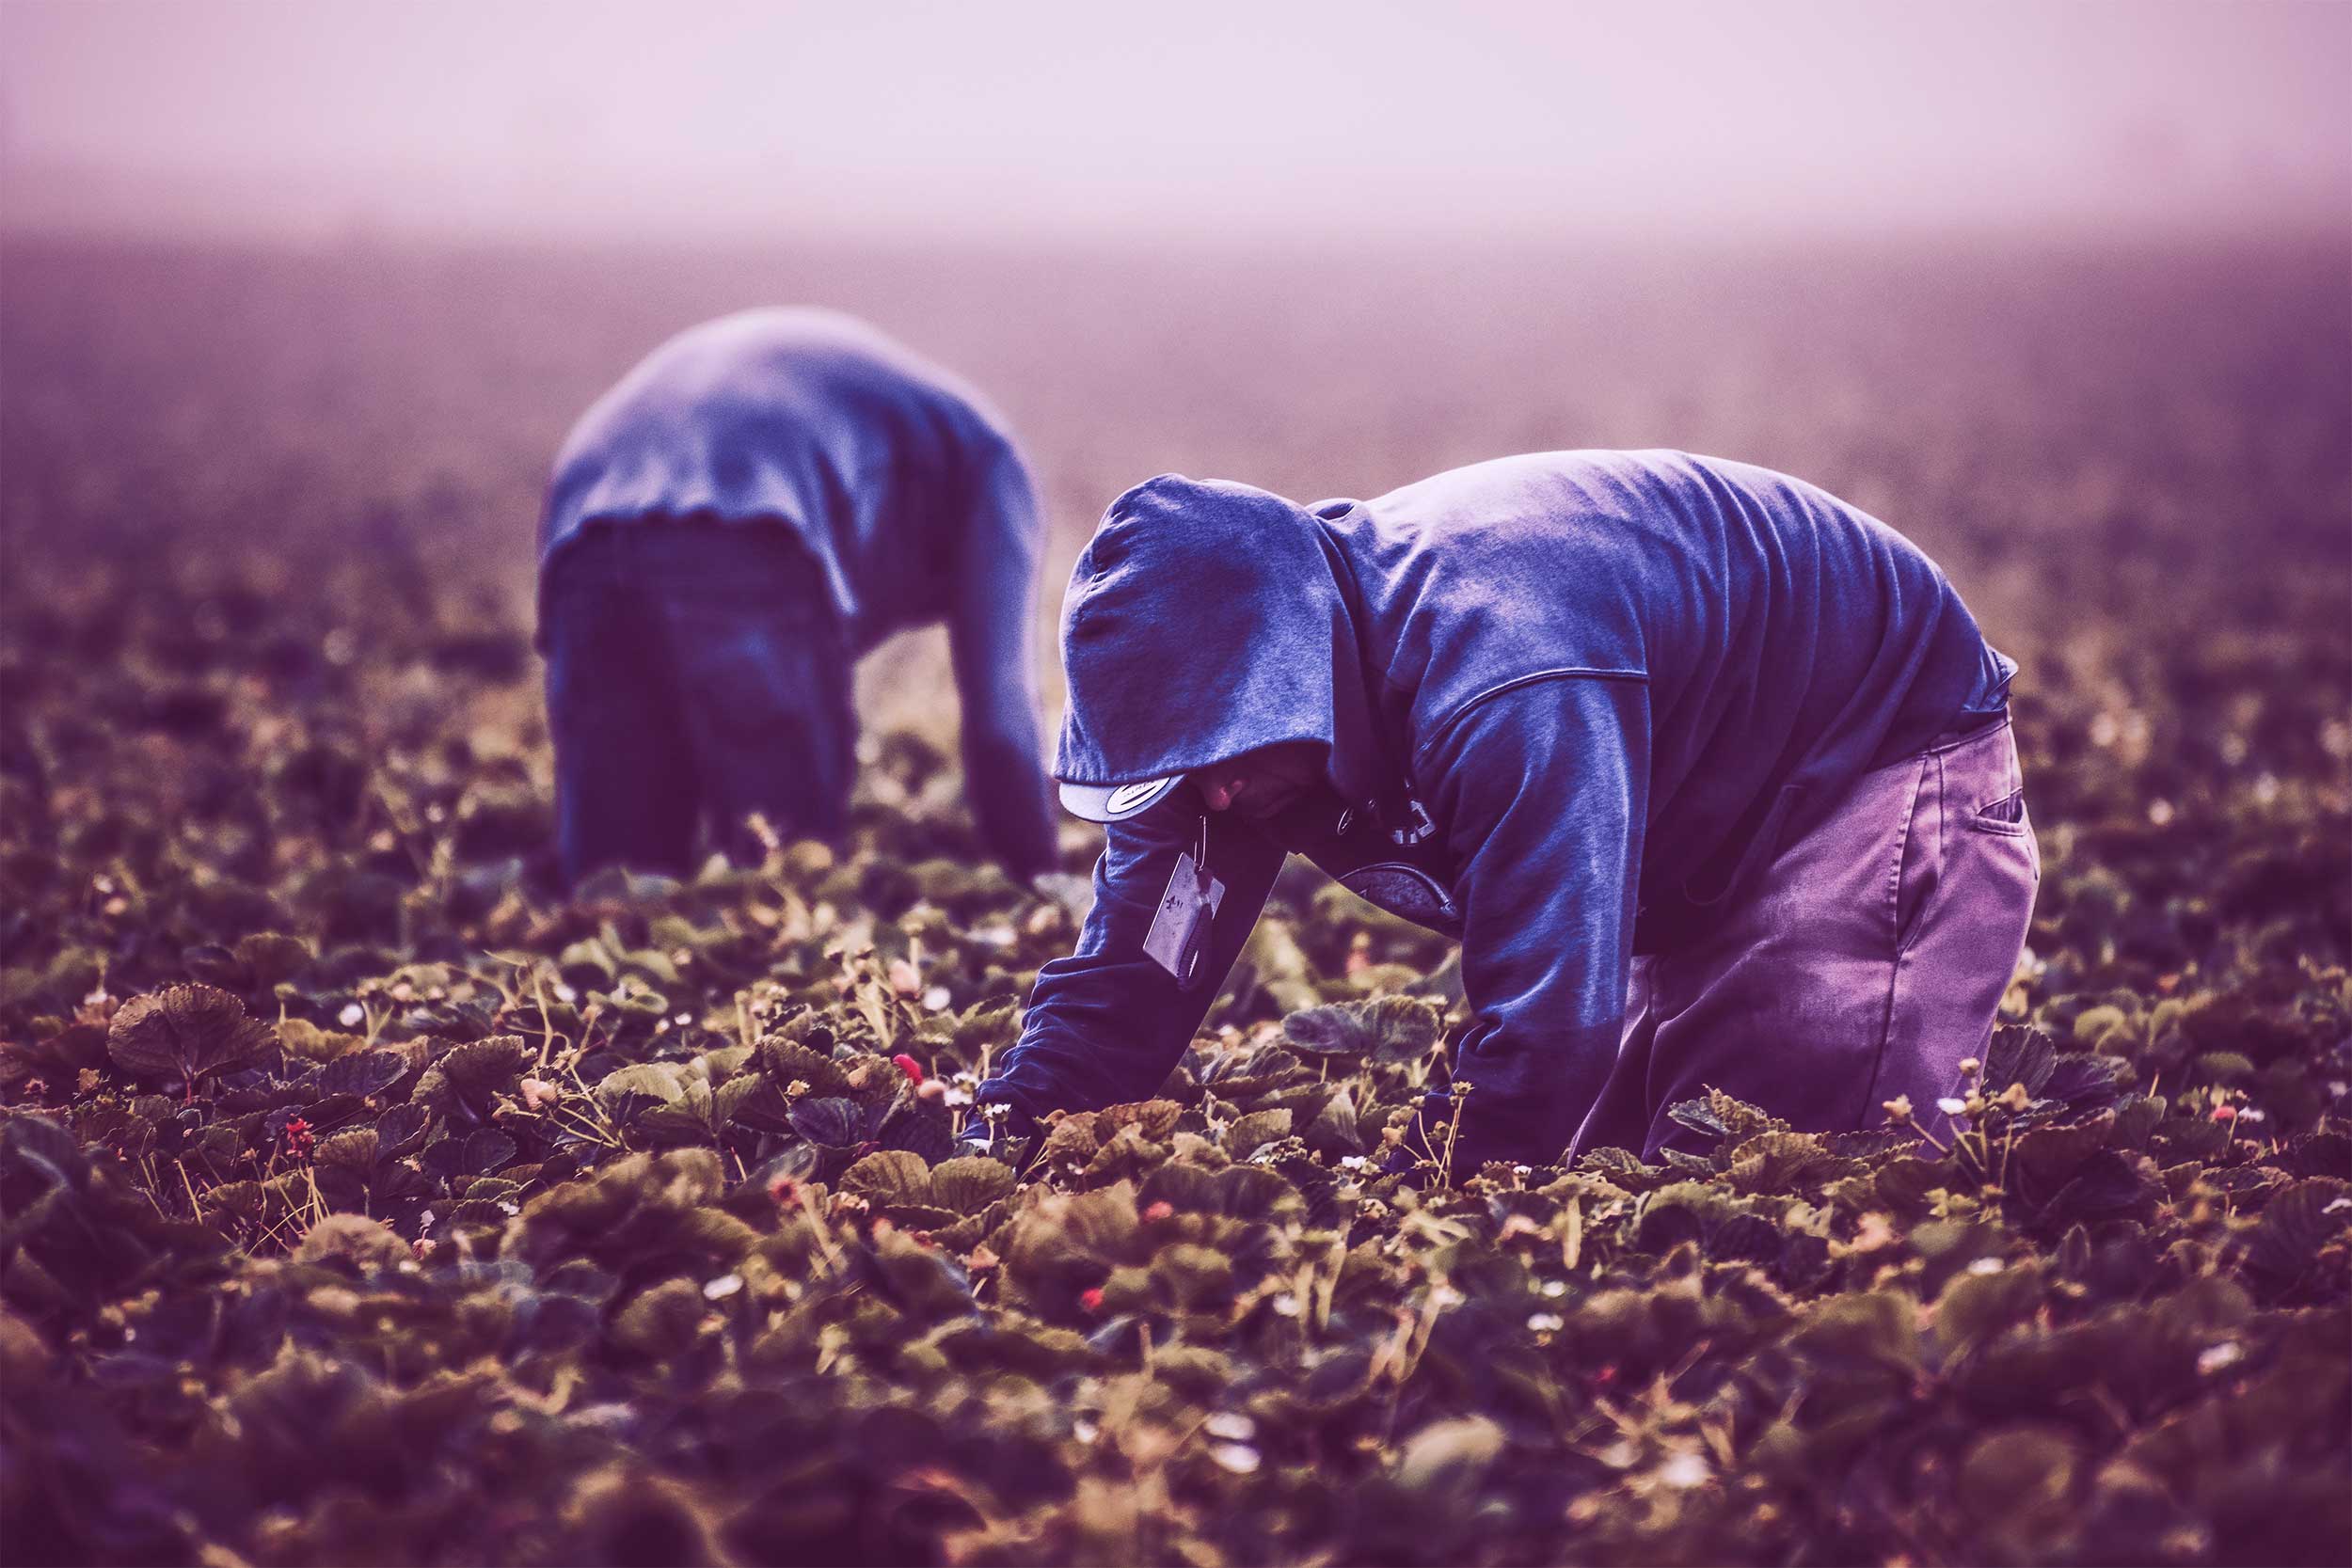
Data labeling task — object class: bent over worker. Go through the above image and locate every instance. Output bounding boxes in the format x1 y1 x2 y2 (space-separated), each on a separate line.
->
975 451 2039 1168
537 308 1057 887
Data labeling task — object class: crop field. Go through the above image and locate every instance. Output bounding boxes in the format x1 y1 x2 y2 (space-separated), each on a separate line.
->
0 232 2347 1566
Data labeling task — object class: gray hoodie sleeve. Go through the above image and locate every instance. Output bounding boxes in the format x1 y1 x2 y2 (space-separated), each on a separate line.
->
948 440 1059 879
1422 674 1651 1165
977 798 1288 1128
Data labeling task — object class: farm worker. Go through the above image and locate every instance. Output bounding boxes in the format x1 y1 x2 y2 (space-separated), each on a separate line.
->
537 308 1057 887
974 452 2039 1169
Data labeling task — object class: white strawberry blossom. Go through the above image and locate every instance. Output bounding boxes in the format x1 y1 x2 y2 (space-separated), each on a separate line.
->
2198 1342 2245 1375
1209 1443 1262 1475
1658 1451 1711 1489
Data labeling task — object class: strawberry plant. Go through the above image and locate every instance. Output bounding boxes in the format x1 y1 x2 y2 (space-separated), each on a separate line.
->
2 234 2345 1566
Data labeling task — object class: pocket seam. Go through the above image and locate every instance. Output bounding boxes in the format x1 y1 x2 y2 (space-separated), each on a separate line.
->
1888 755 1932 957
1967 788 2031 838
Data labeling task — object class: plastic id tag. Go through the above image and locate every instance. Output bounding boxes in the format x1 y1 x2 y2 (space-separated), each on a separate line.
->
1143 816 1223 990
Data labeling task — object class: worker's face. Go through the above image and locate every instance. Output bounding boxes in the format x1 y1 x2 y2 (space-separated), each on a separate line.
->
1189 741 1328 823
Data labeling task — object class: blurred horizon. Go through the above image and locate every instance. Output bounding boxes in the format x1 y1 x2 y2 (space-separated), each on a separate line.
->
4 1 2347 246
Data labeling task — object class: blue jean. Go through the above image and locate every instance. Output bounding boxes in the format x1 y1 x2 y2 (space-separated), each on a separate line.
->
540 521 852 887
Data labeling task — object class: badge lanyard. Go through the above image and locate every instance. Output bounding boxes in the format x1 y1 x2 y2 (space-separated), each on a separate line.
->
1142 812 1225 990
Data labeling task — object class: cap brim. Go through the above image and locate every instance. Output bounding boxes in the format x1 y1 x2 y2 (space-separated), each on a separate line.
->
1058 774 1184 823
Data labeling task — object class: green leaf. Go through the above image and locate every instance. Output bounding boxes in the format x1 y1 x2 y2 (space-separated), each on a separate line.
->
106 985 275 1087
1281 1006 1374 1059
841 1149 932 1208
1984 1023 2058 1100
787 1096 869 1148
1393 1416 1504 1496
317 1049 406 1100
930 1155 1016 1214
2249 1180 2351 1286
1223 1109 1294 1161
1279 995 1443 1067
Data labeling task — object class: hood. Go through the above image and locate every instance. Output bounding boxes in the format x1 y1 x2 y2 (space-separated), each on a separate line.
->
1054 474 1387 813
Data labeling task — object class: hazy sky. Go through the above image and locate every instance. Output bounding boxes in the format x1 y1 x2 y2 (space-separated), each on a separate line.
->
4 1 2346 240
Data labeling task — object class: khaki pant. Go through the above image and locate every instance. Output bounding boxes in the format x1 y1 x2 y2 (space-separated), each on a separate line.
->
1579 715 2041 1161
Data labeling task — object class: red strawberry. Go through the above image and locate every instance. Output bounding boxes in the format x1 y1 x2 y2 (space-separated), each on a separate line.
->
891 1053 926 1085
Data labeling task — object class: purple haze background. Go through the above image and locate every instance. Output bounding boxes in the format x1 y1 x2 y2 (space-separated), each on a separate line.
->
3 1 2346 243
1 2 2345 729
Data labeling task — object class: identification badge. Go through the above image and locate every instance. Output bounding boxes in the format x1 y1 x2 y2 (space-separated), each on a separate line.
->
1143 816 1224 989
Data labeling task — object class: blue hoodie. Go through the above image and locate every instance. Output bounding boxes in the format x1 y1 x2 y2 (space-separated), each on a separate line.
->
978 451 2013 1163
539 308 1057 876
